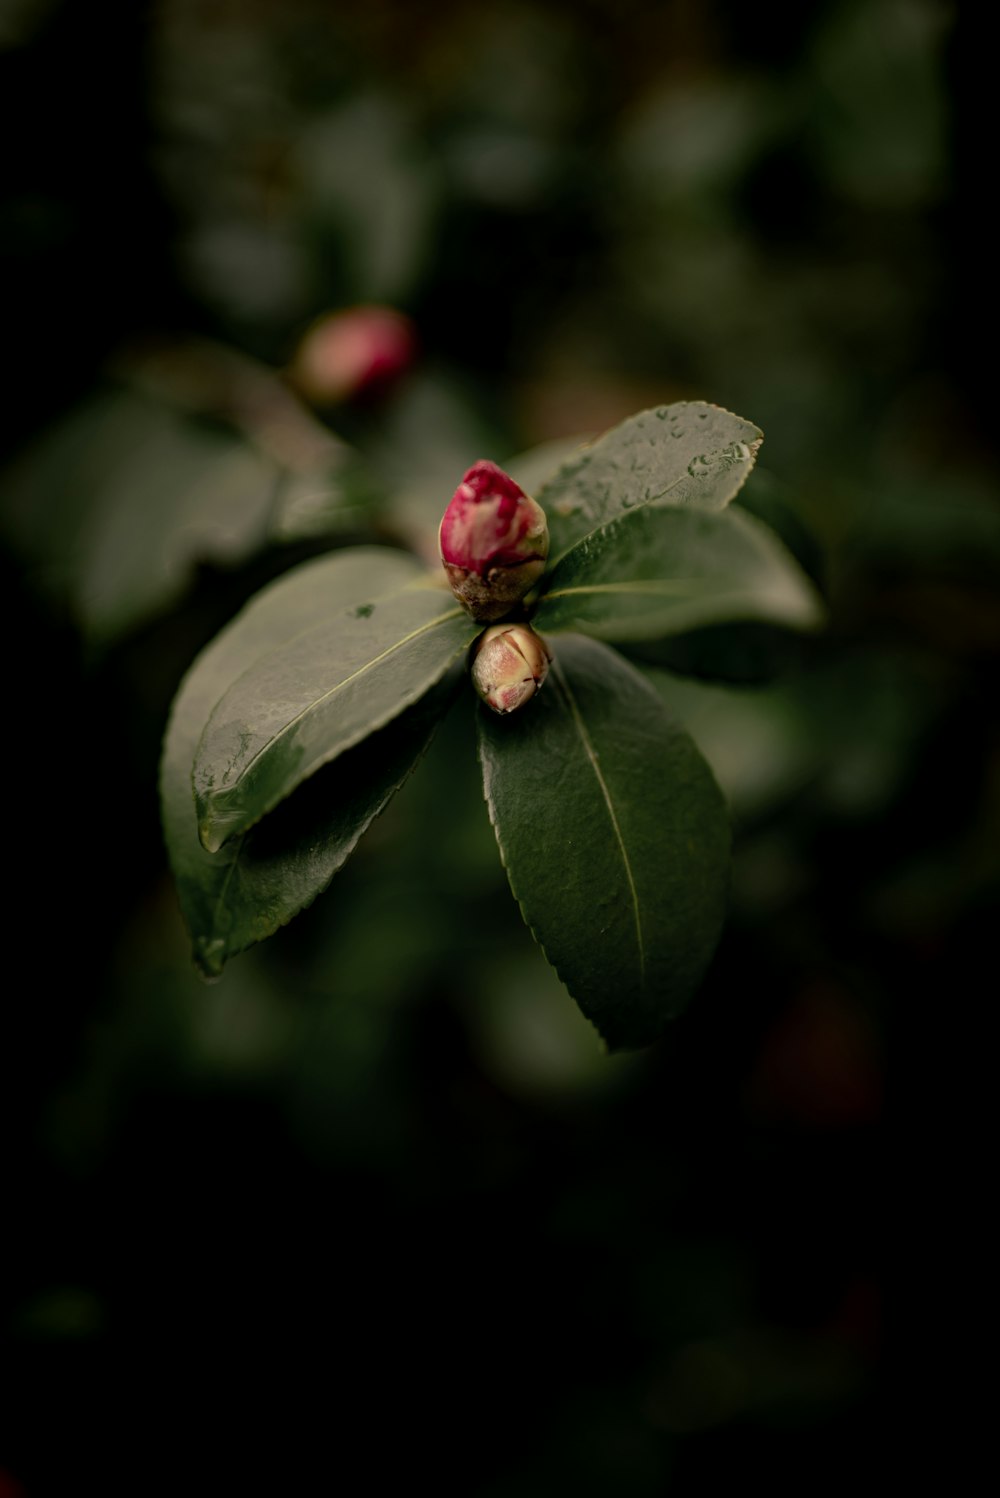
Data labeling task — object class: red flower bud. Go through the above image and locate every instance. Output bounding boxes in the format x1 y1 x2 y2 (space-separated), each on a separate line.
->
290 305 416 405
471 623 552 715
439 460 549 622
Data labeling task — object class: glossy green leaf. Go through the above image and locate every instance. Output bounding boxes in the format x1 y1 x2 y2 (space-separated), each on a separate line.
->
535 401 762 562
533 503 825 642
161 547 458 975
477 635 730 1050
165 688 456 979
193 553 479 852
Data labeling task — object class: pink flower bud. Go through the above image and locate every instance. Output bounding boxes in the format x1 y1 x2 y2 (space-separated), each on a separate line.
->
471 623 552 715
290 305 416 405
439 460 549 622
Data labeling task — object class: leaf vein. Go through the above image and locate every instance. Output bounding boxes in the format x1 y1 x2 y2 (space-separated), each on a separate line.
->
551 658 646 988
212 604 465 794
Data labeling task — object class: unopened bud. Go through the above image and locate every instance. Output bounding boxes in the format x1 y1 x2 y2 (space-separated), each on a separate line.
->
290 305 416 405
471 624 552 715
439 460 549 622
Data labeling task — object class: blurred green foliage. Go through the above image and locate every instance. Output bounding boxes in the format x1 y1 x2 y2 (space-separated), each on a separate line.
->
0 0 992 1491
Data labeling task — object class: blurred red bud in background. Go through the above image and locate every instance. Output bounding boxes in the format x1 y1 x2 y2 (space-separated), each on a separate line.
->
289 304 416 405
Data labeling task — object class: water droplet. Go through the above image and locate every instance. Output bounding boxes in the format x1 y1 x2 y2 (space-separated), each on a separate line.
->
686 441 753 480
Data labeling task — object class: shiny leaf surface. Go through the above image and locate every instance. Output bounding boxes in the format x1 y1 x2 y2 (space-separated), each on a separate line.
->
534 504 824 642
161 548 457 974
193 552 479 851
535 401 762 563
477 635 730 1049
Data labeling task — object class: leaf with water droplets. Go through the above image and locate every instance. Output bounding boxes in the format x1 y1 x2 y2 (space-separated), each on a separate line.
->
535 401 762 564
161 547 462 974
192 549 479 852
533 504 824 642
477 634 730 1050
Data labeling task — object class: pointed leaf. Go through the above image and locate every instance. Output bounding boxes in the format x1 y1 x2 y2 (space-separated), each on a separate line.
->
193 555 479 851
535 401 762 562
161 547 457 974
477 635 730 1050
164 682 457 978
534 504 824 643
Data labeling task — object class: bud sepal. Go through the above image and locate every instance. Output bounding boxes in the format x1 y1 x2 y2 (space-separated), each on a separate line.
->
471 623 552 715
439 460 549 622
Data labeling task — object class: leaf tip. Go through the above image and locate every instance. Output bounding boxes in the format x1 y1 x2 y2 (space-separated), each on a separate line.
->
198 817 226 855
194 953 226 982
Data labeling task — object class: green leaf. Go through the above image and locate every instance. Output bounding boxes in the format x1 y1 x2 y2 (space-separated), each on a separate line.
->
503 433 593 498
0 374 384 643
78 420 281 643
193 552 479 852
164 689 456 980
269 449 382 543
0 389 266 636
477 635 730 1050
535 401 762 563
161 547 458 975
533 504 825 642
622 622 810 686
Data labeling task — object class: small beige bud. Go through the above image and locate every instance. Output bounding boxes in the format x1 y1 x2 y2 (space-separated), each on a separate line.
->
471 624 552 715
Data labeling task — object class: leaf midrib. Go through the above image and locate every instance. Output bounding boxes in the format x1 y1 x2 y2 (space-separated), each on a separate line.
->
207 833 243 955
207 603 466 797
542 577 707 601
547 474 687 569
551 657 646 988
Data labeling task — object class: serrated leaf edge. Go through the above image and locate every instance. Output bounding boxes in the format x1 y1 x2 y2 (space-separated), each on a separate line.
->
538 400 763 569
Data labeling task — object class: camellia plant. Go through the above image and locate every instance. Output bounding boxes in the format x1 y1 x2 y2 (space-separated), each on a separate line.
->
161 402 824 1049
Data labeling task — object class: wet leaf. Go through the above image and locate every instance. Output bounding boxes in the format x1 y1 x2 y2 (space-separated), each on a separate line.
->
535 401 762 563
534 503 824 642
192 550 479 851
162 547 460 973
477 635 730 1049
164 682 456 979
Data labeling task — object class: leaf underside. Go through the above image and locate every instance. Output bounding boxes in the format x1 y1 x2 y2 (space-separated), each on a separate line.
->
477 634 731 1050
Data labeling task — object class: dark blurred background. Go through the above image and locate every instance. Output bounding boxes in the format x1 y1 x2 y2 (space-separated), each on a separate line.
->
0 1 994 1492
